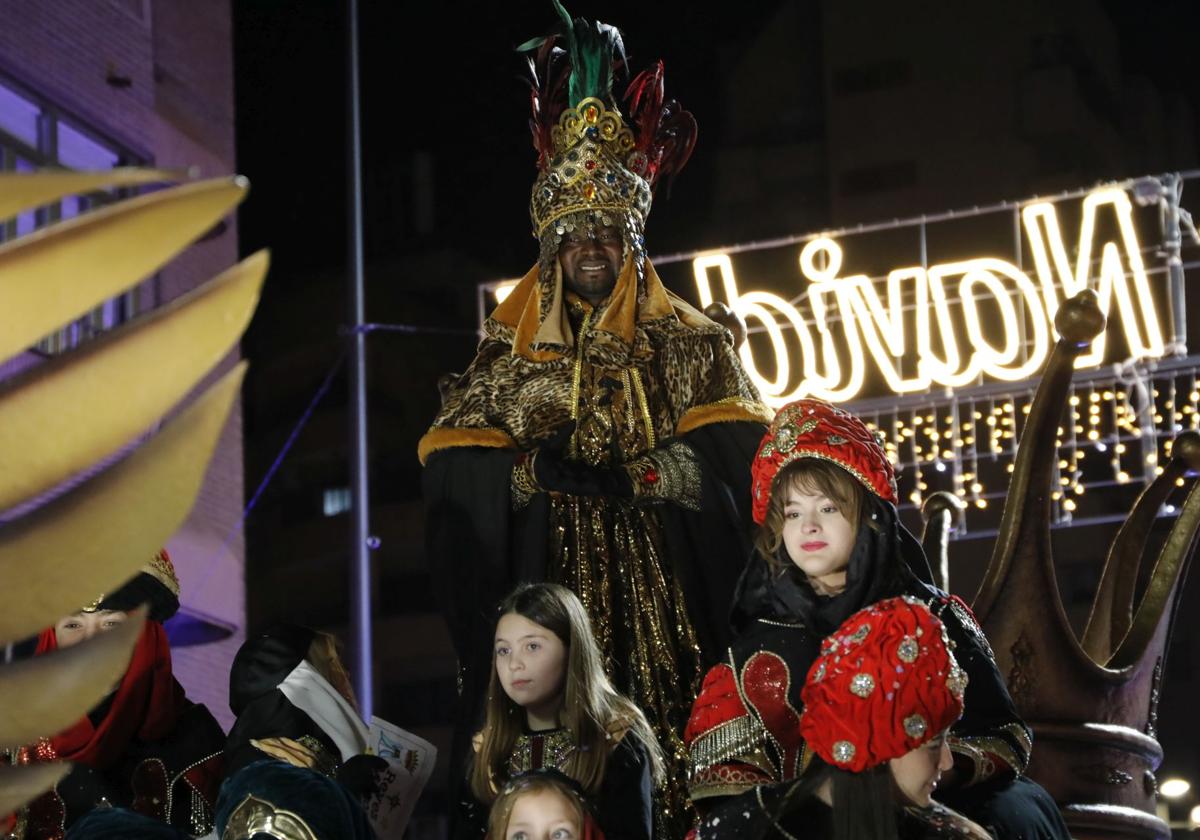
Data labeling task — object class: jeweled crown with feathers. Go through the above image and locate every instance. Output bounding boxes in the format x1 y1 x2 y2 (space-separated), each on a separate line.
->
521 0 697 240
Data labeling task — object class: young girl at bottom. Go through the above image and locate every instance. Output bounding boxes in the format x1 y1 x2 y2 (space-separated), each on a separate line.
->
684 400 1069 838
696 596 990 839
457 582 663 840
487 770 605 840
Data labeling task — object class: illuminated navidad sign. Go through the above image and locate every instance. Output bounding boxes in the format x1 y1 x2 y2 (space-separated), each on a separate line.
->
692 187 1169 406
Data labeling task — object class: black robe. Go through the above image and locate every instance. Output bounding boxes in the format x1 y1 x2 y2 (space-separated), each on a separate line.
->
224 625 387 806
696 781 997 840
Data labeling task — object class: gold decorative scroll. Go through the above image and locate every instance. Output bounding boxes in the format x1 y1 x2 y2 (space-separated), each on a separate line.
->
0 175 248 361
0 168 182 221
0 364 245 643
0 250 267 510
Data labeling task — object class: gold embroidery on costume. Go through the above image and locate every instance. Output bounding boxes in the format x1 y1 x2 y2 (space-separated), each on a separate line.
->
945 597 996 660
511 457 541 511
949 729 1028 782
550 496 700 831
507 729 578 776
626 441 702 510
629 367 656 449
687 714 769 778
1001 720 1034 761
689 760 774 800
568 307 594 457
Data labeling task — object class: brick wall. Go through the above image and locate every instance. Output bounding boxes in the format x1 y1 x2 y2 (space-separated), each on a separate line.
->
0 0 245 728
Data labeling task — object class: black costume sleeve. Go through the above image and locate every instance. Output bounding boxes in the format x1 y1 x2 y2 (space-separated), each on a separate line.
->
929 594 1031 786
424 446 538 840
595 735 654 840
224 690 341 777
682 420 764 515
656 420 765 659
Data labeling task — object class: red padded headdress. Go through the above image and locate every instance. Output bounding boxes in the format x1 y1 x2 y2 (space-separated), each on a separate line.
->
798 596 966 773
750 399 898 524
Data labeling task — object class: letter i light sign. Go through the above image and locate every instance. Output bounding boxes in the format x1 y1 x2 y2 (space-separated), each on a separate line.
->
689 181 1185 407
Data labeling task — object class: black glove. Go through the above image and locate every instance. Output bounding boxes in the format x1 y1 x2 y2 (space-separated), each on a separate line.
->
531 422 633 498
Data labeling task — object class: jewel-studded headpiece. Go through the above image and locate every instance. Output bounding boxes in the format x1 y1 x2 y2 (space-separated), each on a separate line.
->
93 548 182 623
522 2 697 249
750 399 898 525
798 596 967 773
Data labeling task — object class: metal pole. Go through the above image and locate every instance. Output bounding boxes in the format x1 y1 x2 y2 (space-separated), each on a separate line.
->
1162 173 1187 353
346 0 373 719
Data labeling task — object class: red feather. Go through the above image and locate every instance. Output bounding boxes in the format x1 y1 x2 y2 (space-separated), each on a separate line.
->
525 38 572 170
624 61 697 194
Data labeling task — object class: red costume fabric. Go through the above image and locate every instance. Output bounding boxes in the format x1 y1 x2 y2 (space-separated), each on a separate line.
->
682 663 776 798
750 398 898 523
798 596 967 772
34 622 186 769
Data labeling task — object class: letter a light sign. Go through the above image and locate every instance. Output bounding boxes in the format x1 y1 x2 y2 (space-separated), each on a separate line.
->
692 186 1173 406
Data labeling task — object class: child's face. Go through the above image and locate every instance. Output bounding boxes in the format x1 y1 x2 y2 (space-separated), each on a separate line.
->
504 788 580 840
889 730 954 806
781 486 855 594
54 609 128 648
495 612 567 719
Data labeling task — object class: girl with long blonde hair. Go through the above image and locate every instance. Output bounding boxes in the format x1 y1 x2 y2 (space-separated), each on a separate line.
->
457 583 663 840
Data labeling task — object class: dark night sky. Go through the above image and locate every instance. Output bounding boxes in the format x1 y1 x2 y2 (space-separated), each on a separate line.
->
232 1 777 279
232 0 1200 290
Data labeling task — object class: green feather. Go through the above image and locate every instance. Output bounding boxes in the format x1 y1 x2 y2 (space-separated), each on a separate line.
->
515 34 549 53
550 0 624 108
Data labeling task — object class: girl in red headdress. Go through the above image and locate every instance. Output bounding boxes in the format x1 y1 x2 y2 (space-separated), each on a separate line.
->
683 400 1069 839
1 551 225 839
695 597 991 839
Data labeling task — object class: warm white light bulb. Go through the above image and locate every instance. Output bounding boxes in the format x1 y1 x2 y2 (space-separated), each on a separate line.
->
1160 778 1190 798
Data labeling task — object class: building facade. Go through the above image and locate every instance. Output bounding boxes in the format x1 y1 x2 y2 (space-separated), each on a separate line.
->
0 0 243 728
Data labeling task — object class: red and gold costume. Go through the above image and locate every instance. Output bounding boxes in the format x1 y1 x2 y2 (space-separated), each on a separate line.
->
685 400 1068 839
694 597 992 839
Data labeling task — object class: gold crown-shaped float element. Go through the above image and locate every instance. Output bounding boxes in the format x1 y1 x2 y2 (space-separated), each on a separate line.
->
529 97 652 238
920 291 1198 840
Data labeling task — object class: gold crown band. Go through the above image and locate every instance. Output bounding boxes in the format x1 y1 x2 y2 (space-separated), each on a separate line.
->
77 549 178 613
144 548 180 598
530 98 652 240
